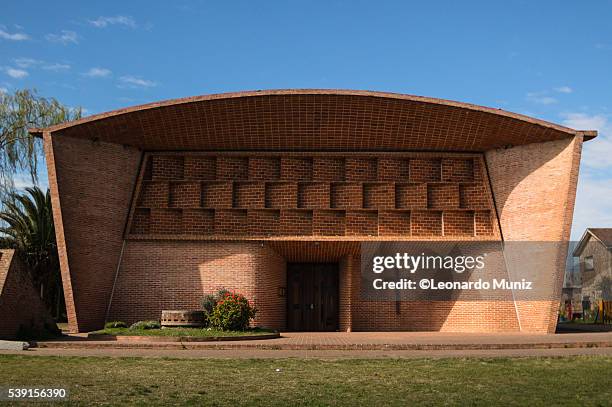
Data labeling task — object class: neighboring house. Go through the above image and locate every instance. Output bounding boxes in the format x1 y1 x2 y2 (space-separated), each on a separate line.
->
573 228 612 306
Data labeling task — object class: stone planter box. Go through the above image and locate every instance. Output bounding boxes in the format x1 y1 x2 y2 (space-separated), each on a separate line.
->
160 310 205 327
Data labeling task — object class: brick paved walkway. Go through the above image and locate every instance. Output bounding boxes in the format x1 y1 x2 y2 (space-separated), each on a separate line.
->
31 331 612 351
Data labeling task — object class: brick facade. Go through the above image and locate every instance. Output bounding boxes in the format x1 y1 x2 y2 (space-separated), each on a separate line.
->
126 153 498 240
37 90 593 333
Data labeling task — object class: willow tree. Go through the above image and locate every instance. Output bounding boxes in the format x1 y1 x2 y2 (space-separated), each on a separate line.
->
0 89 81 197
0 89 80 321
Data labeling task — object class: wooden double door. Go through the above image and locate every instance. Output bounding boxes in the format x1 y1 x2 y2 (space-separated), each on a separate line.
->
287 263 339 331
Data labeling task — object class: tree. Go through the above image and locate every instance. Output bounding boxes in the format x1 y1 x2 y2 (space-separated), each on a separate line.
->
0 89 81 197
0 186 63 319
597 276 612 301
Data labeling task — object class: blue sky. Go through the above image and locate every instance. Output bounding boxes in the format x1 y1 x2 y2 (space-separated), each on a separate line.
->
1 1 611 239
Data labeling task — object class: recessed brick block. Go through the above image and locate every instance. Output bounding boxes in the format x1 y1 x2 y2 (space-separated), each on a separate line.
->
346 158 377 181
346 211 378 236
378 158 409 181
459 184 489 209
152 155 184 180
150 208 182 234
182 209 214 235
233 182 265 208
410 159 441 182
411 211 442 236
298 183 330 208
217 157 248 180
249 157 281 180
444 211 475 236
442 158 474 182
249 210 280 236
395 183 427 209
184 156 216 179
138 181 169 208
331 183 362 209
363 183 394 209
169 182 201 208
427 184 459 209
201 182 232 208
379 211 410 236
143 157 153 180
130 208 150 234
313 157 345 181
280 210 313 235
215 209 247 235
475 210 494 236
265 182 297 208
313 210 345 236
281 157 313 181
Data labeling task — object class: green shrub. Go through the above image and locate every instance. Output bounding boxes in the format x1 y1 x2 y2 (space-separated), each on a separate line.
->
129 320 161 330
104 321 127 329
208 291 257 331
201 288 231 326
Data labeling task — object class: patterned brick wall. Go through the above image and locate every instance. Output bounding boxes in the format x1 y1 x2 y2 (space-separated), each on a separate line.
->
127 153 498 240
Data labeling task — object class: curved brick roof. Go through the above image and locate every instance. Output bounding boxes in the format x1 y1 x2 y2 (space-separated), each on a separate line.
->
31 89 596 151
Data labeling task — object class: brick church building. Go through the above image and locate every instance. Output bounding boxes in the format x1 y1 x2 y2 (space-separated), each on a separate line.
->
32 90 596 333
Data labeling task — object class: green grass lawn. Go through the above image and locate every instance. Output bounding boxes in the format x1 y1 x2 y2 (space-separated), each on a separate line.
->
0 355 610 406
91 327 275 337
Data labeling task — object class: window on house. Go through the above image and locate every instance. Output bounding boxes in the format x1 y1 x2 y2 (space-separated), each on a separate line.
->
584 256 594 271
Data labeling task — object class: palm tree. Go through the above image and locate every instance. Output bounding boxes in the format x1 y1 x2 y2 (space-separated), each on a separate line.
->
0 186 64 319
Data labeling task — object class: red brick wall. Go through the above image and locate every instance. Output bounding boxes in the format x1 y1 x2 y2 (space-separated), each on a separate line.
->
44 134 141 333
486 137 584 333
108 242 286 329
0 250 57 339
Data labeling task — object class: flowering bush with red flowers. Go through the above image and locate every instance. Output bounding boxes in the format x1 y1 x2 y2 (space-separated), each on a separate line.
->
208 291 257 331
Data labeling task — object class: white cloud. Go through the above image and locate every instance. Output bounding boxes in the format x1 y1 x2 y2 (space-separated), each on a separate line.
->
562 113 612 171
13 58 70 72
526 91 558 105
43 63 71 71
12 173 37 190
563 112 612 238
88 15 136 28
554 86 573 94
561 113 607 131
0 87 7 94
13 57 42 68
83 67 112 78
0 28 29 41
572 175 612 240
118 75 157 88
2 67 28 79
45 30 79 45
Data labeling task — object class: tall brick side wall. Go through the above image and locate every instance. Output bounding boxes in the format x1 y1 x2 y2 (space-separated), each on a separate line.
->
44 134 141 333
485 137 583 333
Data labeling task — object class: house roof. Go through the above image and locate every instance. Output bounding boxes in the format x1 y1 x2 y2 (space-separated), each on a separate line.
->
29 89 597 152
573 228 612 256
